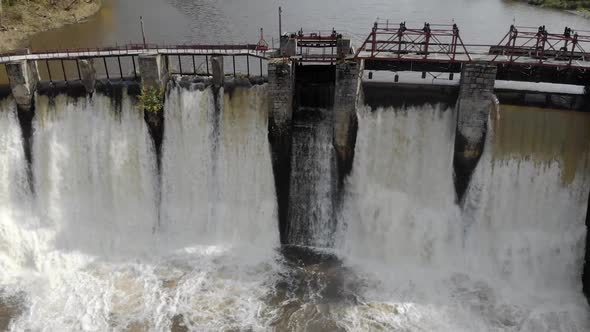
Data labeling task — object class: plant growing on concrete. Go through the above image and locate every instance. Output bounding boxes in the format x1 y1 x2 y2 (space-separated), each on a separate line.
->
138 86 164 113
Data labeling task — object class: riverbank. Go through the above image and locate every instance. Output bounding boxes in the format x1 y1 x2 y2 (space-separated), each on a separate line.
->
0 0 102 52
525 0 590 18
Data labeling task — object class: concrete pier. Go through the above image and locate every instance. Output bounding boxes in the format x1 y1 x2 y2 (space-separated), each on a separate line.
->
584 192 590 304
210 55 224 88
5 60 39 112
268 59 294 244
78 59 97 94
333 61 359 187
138 54 169 171
453 63 497 202
279 35 297 57
336 38 351 61
138 54 169 90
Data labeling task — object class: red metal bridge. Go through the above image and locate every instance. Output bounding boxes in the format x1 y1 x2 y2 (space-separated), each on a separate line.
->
355 22 590 85
1 23 589 85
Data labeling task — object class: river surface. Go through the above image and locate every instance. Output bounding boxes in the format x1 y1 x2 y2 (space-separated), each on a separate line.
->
28 0 590 49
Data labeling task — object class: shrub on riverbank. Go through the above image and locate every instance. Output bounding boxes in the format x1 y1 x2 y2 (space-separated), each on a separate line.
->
527 0 590 10
0 0 101 51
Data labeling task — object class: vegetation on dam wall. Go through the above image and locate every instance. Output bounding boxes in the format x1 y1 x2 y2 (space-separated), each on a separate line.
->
0 0 102 52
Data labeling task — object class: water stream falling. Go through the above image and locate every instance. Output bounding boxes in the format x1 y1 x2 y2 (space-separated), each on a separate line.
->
334 104 590 331
0 85 282 331
0 86 588 331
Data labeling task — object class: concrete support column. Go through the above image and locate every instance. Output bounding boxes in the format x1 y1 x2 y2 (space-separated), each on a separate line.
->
210 55 224 88
279 35 297 57
453 63 497 202
336 38 351 61
78 59 97 94
6 60 39 112
584 191 590 304
333 61 359 186
268 59 294 244
138 54 169 90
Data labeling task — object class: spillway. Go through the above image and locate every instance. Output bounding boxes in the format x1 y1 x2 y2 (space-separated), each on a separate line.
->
0 86 282 331
0 84 589 331
334 104 590 331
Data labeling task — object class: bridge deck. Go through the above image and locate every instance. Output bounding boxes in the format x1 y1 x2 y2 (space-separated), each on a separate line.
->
356 51 590 70
0 46 271 64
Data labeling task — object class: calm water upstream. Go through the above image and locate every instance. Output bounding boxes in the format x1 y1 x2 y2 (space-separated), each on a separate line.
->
29 0 590 48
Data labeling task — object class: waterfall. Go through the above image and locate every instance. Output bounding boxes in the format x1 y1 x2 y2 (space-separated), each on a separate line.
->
0 86 281 331
0 99 36 281
335 104 590 331
32 93 159 258
159 84 278 249
336 105 461 264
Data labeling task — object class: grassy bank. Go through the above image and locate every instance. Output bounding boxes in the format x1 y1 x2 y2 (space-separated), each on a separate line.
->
527 0 590 10
0 0 102 52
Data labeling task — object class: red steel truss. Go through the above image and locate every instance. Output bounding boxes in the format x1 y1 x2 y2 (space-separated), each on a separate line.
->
355 22 471 62
355 22 590 70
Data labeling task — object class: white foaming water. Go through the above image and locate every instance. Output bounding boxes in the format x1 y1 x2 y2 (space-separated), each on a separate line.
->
336 104 590 331
159 85 278 249
0 86 281 331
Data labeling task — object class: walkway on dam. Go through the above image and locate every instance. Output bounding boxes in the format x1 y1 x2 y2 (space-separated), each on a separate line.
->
0 45 269 64
1 23 589 85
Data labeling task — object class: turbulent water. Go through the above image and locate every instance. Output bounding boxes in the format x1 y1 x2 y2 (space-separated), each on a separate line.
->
0 88 589 331
335 104 590 331
0 85 282 331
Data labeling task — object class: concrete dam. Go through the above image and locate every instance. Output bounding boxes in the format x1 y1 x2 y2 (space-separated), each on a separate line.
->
1 23 590 331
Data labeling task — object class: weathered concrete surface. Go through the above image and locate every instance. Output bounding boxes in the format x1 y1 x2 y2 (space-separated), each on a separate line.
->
453 63 497 202
78 59 97 94
210 55 224 88
138 54 169 90
268 59 294 244
336 39 351 61
6 60 39 111
333 62 359 188
584 192 590 304
279 35 297 57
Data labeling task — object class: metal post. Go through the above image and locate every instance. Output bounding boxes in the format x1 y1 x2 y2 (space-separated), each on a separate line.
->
76 59 82 80
178 54 183 75
247 55 250 77
279 7 282 38
104 57 110 80
205 55 210 75
569 33 578 66
117 56 123 79
61 59 67 81
192 55 197 74
260 58 263 76
132 56 138 79
232 55 236 77
371 22 377 57
140 16 147 47
46 60 52 83
510 29 518 63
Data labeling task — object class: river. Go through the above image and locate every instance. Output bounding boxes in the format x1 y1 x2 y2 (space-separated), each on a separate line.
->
29 0 590 49
0 0 589 331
